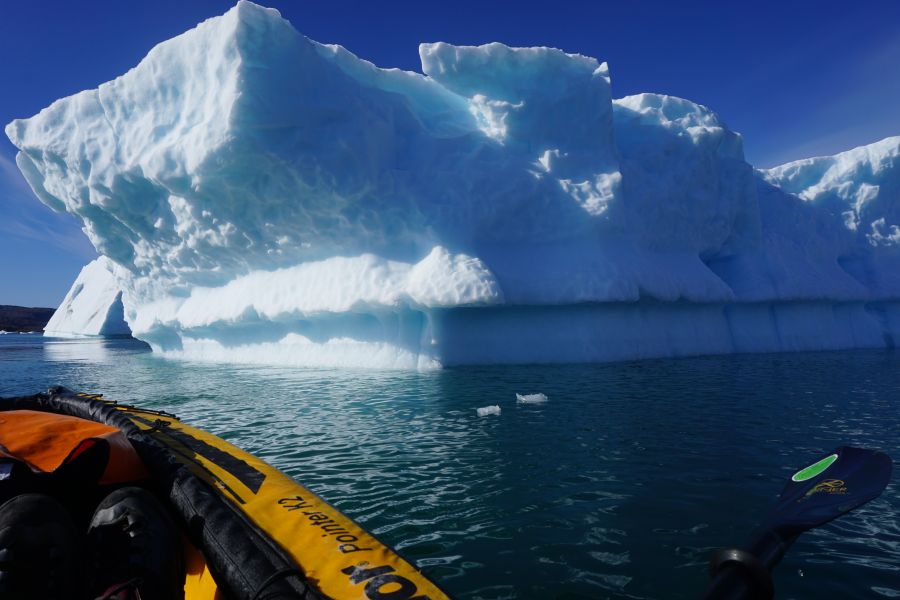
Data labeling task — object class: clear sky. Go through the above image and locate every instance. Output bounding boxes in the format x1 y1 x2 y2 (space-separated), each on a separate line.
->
2 0 899 307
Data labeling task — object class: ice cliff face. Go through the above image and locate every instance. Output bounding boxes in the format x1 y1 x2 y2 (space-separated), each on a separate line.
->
760 136 900 248
6 1 900 366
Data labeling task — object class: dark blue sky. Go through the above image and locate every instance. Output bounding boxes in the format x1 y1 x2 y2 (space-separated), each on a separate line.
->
2 0 899 307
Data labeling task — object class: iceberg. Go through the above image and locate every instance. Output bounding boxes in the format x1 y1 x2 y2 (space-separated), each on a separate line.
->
5 1 900 368
44 257 131 337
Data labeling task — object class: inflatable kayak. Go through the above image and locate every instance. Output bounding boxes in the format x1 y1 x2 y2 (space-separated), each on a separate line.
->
0 387 451 600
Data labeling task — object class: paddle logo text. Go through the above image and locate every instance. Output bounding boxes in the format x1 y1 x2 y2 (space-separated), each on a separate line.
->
804 479 848 498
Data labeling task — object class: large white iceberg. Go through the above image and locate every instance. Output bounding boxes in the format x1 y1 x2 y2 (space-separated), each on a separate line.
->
6 1 899 367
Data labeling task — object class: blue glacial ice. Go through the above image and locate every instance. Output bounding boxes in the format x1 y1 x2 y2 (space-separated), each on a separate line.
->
5 1 900 368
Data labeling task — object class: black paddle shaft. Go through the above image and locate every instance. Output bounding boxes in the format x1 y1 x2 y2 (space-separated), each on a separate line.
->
703 446 893 600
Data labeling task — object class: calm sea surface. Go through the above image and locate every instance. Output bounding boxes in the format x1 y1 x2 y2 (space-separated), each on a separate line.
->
1 334 898 599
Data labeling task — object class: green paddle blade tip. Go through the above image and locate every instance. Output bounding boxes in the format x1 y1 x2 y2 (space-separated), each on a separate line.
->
791 453 838 482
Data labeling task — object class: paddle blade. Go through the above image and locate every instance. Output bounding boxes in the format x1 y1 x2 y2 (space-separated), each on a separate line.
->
766 446 892 538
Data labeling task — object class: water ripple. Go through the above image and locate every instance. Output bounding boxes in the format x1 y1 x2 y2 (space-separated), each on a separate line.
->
2 336 899 598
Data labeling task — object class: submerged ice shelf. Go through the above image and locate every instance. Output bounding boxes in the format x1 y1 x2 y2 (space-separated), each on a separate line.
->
6 1 900 367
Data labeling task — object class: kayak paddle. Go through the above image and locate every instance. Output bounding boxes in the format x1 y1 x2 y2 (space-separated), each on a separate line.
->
703 445 892 599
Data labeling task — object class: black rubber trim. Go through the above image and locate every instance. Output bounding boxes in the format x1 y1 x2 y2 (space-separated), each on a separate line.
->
146 427 249 505
129 414 267 494
0 388 322 600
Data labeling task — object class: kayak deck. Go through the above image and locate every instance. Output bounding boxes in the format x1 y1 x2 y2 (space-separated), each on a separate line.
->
0 387 450 600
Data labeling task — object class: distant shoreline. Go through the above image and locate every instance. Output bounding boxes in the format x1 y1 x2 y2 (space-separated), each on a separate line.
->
0 305 54 333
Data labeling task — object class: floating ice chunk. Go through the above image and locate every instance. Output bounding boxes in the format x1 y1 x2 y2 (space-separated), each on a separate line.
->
476 405 501 417
516 393 549 404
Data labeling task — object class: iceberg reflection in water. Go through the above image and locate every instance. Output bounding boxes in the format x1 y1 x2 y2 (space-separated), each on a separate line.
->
43 336 148 364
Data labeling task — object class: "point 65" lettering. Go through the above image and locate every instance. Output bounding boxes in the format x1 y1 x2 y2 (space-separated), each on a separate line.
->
342 563 433 600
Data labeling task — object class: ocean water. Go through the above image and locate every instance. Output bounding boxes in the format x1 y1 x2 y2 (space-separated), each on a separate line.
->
1 333 898 599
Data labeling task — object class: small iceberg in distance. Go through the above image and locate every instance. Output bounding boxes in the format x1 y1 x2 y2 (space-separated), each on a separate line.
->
476 405 501 417
44 257 132 338
516 393 549 404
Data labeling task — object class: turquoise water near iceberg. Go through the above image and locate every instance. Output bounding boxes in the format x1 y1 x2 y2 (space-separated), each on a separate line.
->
1 334 898 599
